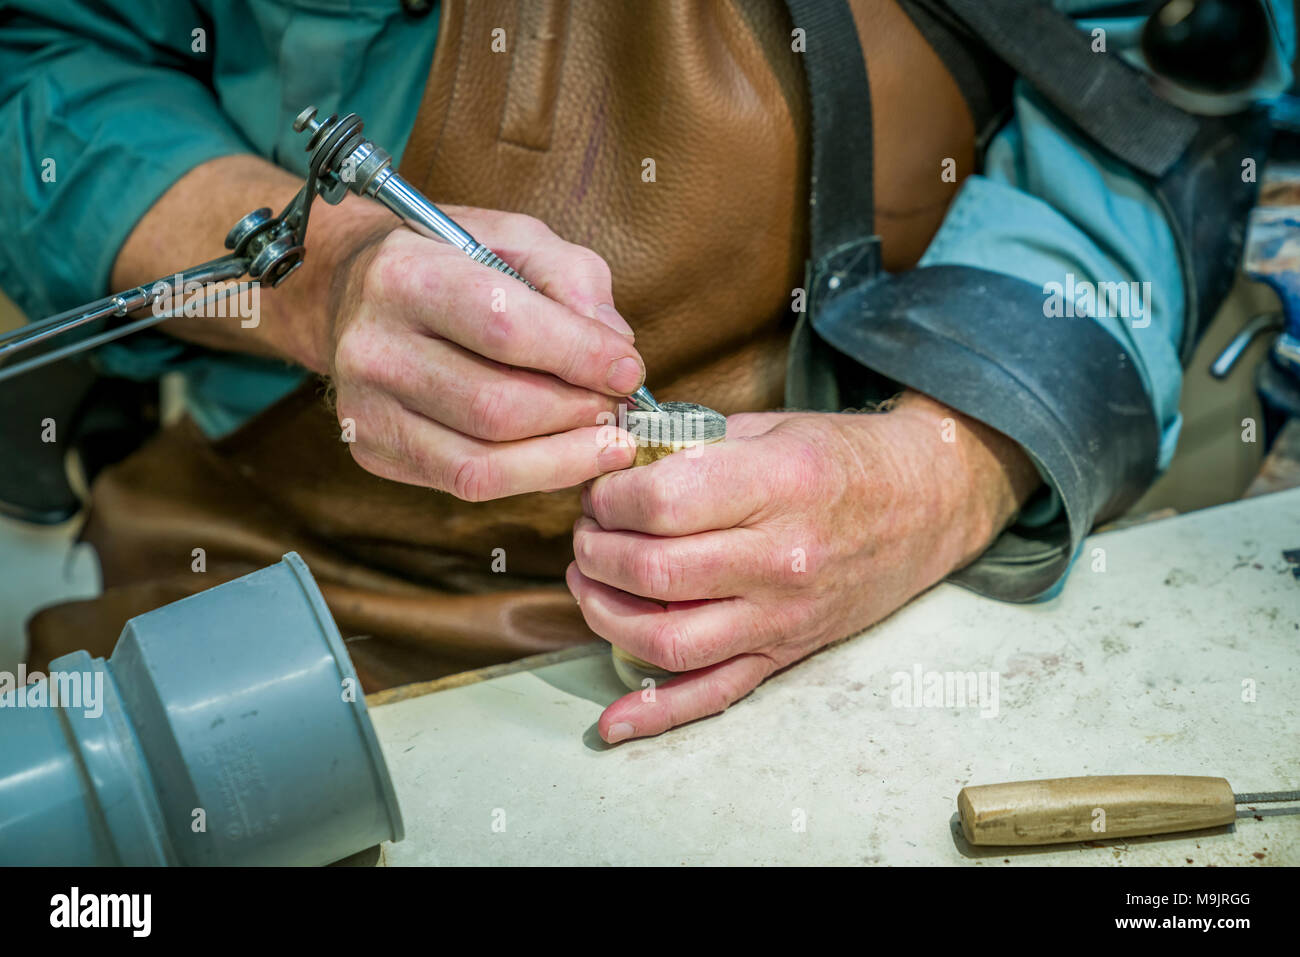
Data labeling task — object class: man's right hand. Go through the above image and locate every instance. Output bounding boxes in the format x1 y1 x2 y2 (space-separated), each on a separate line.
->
112 156 641 501
326 205 642 500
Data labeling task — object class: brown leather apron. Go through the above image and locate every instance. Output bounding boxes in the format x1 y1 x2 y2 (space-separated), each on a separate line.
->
28 0 975 692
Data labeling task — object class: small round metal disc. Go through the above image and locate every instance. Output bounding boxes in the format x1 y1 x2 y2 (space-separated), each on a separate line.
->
624 401 726 447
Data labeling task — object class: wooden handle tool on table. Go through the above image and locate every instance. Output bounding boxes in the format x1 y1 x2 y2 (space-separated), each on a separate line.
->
958 775 1299 846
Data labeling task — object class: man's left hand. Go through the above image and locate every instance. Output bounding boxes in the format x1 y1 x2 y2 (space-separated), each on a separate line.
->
565 391 1039 743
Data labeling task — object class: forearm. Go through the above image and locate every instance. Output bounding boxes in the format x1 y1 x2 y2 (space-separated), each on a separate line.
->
110 154 397 374
0 3 253 323
879 389 1042 570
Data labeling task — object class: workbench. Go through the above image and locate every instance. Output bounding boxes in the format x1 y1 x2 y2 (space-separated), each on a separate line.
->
367 489 1300 866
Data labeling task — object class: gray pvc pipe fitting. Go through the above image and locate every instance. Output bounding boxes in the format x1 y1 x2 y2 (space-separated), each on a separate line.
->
0 552 404 865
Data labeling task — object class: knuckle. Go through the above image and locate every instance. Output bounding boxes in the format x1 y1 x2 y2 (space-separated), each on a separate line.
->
466 380 514 440
783 433 829 498
334 393 370 442
586 477 618 525
549 331 600 386
567 251 612 292
663 673 733 731
334 395 358 428
361 234 405 301
580 391 619 430
373 232 447 306
449 452 501 502
572 523 597 568
648 618 691 673
632 546 679 599
349 444 395 482
518 213 552 239
637 478 682 532
334 324 387 386
697 675 735 714
479 310 516 355
331 327 363 382
587 252 613 282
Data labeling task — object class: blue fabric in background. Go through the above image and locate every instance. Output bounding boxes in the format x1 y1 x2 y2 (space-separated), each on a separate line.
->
0 0 441 436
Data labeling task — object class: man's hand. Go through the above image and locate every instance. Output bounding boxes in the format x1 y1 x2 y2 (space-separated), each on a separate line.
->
566 392 1040 742
111 155 643 501
326 206 642 499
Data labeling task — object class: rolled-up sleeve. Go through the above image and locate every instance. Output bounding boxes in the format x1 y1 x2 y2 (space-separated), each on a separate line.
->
923 86 1186 469
799 82 1190 603
798 0 1296 602
0 0 252 321
907 81 1186 599
798 0 1300 603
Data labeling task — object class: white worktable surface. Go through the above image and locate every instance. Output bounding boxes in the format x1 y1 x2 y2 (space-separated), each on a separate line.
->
369 489 1300 866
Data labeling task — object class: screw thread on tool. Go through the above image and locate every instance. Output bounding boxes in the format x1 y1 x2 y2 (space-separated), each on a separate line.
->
468 245 536 290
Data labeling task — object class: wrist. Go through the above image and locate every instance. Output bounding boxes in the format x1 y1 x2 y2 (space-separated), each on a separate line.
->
263 193 396 374
111 154 400 374
879 390 1041 570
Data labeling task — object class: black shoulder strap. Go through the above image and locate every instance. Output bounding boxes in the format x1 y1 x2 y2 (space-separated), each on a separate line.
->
942 0 1201 178
782 0 881 312
895 0 1016 151
941 0 1269 357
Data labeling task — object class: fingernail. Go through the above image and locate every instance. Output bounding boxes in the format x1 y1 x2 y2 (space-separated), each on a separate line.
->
597 442 632 471
595 303 635 339
606 722 636 743
606 356 644 394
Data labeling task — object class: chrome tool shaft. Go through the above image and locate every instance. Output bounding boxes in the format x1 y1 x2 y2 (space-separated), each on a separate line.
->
293 106 661 413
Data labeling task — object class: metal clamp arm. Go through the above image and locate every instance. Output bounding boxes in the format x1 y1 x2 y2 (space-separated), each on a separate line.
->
0 181 316 383
0 255 252 383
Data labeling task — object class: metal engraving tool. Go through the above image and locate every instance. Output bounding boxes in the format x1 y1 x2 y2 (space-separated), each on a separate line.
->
292 106 662 413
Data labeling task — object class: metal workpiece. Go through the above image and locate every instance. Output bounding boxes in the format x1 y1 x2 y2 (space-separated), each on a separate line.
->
623 401 727 466
294 105 662 412
624 401 727 444
610 400 726 688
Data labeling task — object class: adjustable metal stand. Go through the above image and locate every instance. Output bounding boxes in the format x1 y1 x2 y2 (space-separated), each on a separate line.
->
0 105 661 411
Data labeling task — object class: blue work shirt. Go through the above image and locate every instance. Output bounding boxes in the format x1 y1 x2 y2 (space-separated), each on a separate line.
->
0 0 441 436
